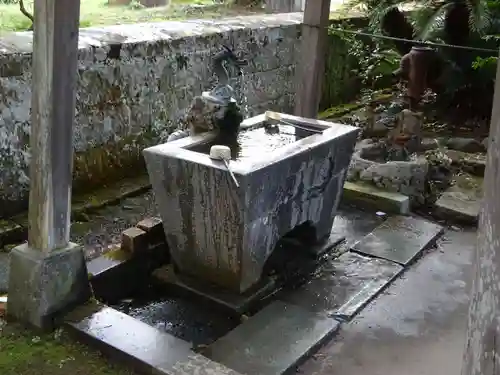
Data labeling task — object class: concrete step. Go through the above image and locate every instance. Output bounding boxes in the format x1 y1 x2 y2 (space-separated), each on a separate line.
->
65 302 243 375
433 173 482 226
204 301 340 375
434 191 480 225
342 181 410 215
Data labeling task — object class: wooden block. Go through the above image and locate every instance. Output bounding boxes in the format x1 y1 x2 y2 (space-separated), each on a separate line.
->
121 227 148 254
136 217 165 244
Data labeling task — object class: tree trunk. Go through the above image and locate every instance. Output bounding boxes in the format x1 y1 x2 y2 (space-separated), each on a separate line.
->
461 52 500 375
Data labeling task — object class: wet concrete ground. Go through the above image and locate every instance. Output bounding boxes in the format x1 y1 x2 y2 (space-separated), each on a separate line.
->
299 228 475 375
107 204 386 347
0 186 477 374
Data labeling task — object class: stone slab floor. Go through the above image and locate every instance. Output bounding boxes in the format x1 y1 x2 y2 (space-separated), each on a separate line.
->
299 228 475 375
0 183 477 375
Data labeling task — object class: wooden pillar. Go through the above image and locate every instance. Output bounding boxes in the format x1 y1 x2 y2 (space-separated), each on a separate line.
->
7 0 91 330
294 0 331 118
28 0 81 252
461 51 500 375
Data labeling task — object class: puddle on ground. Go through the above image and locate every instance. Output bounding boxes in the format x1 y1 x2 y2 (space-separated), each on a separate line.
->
110 282 240 347
191 124 297 162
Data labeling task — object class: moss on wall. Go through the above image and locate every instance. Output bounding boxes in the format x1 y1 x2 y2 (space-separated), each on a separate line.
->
321 16 369 111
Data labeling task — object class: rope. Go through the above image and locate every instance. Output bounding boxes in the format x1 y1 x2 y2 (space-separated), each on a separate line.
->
329 27 499 54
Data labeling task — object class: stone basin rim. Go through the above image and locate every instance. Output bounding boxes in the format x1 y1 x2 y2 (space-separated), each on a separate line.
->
143 113 360 176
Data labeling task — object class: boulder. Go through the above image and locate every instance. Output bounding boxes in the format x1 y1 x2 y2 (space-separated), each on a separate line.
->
446 137 485 153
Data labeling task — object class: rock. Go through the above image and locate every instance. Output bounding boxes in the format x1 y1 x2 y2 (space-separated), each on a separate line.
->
347 152 376 181
482 137 489 150
358 142 386 161
399 110 422 135
445 150 486 176
349 142 430 204
354 139 375 151
370 118 392 137
434 173 482 225
139 0 170 7
446 137 485 153
420 138 439 151
358 156 429 203
435 191 480 224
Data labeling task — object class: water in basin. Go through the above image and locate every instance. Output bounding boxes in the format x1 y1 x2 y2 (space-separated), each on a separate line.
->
190 124 297 162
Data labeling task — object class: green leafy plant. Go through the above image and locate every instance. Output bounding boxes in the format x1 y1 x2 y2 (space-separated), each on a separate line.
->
341 0 499 121
329 22 400 95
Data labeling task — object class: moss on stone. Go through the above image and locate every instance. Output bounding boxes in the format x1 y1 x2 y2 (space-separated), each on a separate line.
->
103 248 131 262
0 321 134 375
318 102 364 120
72 132 157 195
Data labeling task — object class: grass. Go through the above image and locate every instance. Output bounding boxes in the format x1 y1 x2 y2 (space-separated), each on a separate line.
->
0 320 136 375
0 0 263 32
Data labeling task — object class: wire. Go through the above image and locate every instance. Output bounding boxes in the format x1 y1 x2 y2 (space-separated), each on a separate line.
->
329 27 499 54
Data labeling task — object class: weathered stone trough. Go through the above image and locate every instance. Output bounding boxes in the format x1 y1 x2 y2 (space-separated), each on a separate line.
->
143 113 359 293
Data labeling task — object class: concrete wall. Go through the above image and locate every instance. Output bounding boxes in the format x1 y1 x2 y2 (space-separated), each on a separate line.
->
0 11 367 217
0 13 303 217
265 0 304 12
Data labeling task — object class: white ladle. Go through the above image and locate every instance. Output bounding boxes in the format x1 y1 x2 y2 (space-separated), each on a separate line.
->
209 145 239 188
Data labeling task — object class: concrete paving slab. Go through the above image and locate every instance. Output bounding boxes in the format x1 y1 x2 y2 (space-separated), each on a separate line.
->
205 301 339 375
351 215 444 266
298 229 475 375
279 251 403 320
433 173 482 226
66 303 193 374
434 191 480 225
330 205 386 248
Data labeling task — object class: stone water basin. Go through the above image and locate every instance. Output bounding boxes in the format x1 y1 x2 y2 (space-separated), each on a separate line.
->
143 113 359 294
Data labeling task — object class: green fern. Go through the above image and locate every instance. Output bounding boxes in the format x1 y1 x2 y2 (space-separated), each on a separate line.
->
345 0 491 43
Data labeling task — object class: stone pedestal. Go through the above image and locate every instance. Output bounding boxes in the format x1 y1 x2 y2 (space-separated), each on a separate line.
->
7 243 91 330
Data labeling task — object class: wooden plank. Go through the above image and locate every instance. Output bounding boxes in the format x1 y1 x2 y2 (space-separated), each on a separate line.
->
294 0 331 119
28 0 81 252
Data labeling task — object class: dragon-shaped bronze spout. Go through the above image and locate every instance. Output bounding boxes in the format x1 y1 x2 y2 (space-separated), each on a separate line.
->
212 45 248 86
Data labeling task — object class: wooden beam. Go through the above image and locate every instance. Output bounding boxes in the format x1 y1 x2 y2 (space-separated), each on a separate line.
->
28 0 82 252
461 51 500 375
294 0 331 118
